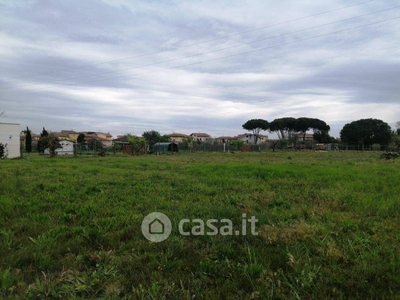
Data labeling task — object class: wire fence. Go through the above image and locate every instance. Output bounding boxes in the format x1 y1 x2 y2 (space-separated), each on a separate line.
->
19 140 400 157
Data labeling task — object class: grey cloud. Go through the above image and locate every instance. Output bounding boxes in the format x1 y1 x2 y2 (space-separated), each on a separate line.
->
1 0 399 137
268 60 400 104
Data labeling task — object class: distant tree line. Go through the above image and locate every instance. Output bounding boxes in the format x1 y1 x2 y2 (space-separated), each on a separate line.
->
24 117 399 157
125 130 171 155
242 117 397 150
242 117 332 146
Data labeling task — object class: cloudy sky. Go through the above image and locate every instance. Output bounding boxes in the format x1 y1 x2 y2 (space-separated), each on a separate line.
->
1 0 399 138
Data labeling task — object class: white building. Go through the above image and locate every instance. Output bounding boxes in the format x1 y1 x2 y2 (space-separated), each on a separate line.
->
190 132 212 143
236 133 268 144
0 122 21 159
45 140 75 155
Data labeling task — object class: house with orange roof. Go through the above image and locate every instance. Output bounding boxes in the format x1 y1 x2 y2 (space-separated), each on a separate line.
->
167 132 189 143
61 130 80 142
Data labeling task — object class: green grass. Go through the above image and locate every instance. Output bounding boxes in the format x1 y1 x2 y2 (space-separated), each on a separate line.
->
0 151 399 299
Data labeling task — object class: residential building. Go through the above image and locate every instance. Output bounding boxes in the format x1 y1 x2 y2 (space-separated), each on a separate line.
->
51 132 69 140
167 133 189 143
190 132 212 143
259 135 268 143
236 133 268 144
81 132 113 147
61 130 80 142
298 133 314 141
0 122 20 158
113 135 128 143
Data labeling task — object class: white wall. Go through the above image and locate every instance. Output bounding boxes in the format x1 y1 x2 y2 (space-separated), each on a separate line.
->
237 134 265 145
0 123 20 158
57 140 74 155
44 140 75 155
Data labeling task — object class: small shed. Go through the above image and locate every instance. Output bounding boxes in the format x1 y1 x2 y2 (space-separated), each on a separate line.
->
152 142 178 153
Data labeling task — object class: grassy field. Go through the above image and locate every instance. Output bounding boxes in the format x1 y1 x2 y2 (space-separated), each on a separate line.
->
0 151 399 299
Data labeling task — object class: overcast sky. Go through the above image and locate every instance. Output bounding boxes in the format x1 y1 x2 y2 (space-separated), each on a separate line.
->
1 0 399 138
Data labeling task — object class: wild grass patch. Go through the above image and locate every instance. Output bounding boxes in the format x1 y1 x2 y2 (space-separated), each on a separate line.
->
0 151 399 299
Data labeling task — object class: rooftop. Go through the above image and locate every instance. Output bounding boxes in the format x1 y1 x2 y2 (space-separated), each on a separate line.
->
190 133 211 137
168 133 189 137
61 130 77 134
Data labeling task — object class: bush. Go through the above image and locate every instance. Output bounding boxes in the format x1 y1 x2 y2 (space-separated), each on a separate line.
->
0 143 5 158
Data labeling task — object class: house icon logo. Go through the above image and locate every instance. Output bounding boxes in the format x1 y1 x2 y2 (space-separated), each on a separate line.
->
149 218 164 234
141 212 172 242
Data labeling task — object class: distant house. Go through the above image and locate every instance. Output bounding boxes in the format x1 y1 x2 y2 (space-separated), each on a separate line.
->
23 130 79 144
190 132 211 143
81 132 113 147
167 133 189 143
61 130 79 142
51 131 69 141
45 140 74 155
298 133 314 141
96 132 113 141
99 138 113 147
259 135 268 143
236 133 268 144
0 122 20 158
236 134 250 144
113 135 128 143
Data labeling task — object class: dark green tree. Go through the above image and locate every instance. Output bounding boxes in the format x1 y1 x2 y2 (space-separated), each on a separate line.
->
77 133 85 144
161 134 171 143
76 133 85 154
37 134 60 157
313 130 335 143
25 127 32 154
294 117 312 139
41 127 49 137
340 118 392 148
46 135 61 157
242 119 269 144
269 117 297 139
142 130 170 146
127 135 146 155
37 127 50 153
0 143 5 158
229 139 244 151
294 117 330 142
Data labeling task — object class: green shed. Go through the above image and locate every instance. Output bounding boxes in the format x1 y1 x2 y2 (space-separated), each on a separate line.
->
152 142 178 153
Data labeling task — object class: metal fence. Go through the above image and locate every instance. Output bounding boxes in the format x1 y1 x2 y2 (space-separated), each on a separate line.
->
20 141 399 156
